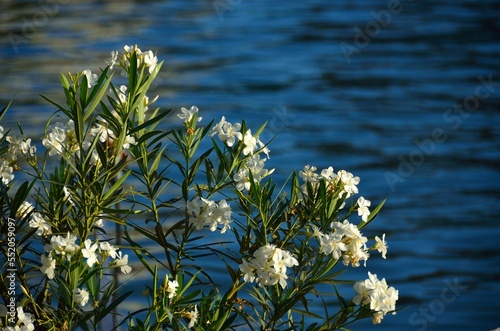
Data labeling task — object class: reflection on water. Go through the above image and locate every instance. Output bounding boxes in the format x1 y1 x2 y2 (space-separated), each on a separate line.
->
1 0 500 330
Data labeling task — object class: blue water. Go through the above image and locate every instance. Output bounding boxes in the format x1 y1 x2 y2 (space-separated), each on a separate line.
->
1 0 500 330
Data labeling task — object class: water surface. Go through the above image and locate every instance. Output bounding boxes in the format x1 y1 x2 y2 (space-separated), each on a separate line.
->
1 1 500 330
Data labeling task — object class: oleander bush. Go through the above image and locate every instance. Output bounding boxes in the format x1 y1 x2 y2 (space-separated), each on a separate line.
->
0 45 398 331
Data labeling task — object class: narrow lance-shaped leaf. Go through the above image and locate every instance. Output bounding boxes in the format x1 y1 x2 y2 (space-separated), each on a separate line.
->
103 170 131 200
83 68 113 122
359 198 386 230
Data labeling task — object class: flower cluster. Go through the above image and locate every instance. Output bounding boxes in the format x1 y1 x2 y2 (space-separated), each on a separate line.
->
28 212 52 236
313 219 372 267
210 116 241 147
300 165 360 198
6 134 36 161
42 116 137 163
39 233 131 284
187 197 232 233
16 201 34 220
162 274 179 300
234 154 275 191
2 307 35 331
211 117 275 192
239 244 299 289
0 130 36 185
110 44 158 74
0 45 401 330
353 272 398 324
299 165 371 222
210 117 270 156
42 120 79 156
0 161 14 185
89 116 137 151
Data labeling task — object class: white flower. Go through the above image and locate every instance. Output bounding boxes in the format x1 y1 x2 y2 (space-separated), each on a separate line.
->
357 196 371 222
0 161 14 185
239 244 298 289
234 154 275 192
29 212 51 236
165 275 178 299
21 138 36 157
83 69 98 89
90 117 116 143
372 311 385 324
16 201 34 220
374 234 388 259
338 169 360 197
16 307 34 331
6 135 36 159
320 166 336 182
63 186 75 206
90 117 135 150
122 134 137 150
42 120 78 156
121 45 142 73
319 233 346 260
116 85 128 105
124 44 142 55
186 197 206 228
42 122 66 156
239 259 255 283
144 50 158 74
82 239 99 267
73 288 90 307
48 232 79 257
353 278 370 306
114 251 132 274
178 106 202 123
212 199 232 233
40 255 56 279
99 241 118 259
221 121 243 147
142 94 159 112
94 218 104 228
325 220 370 267
353 272 398 324
0 126 3 139
310 225 323 238
106 50 118 69
242 130 257 155
187 197 233 233
186 305 198 328
256 136 270 158
210 116 226 136
234 168 250 191
299 165 319 183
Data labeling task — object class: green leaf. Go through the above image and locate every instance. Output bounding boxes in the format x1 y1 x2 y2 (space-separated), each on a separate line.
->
128 51 138 96
103 170 131 200
83 68 112 121
290 307 323 320
99 290 133 322
0 99 13 121
359 198 386 230
128 108 172 135
123 230 156 275
177 270 201 297
80 74 89 108
40 94 70 115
